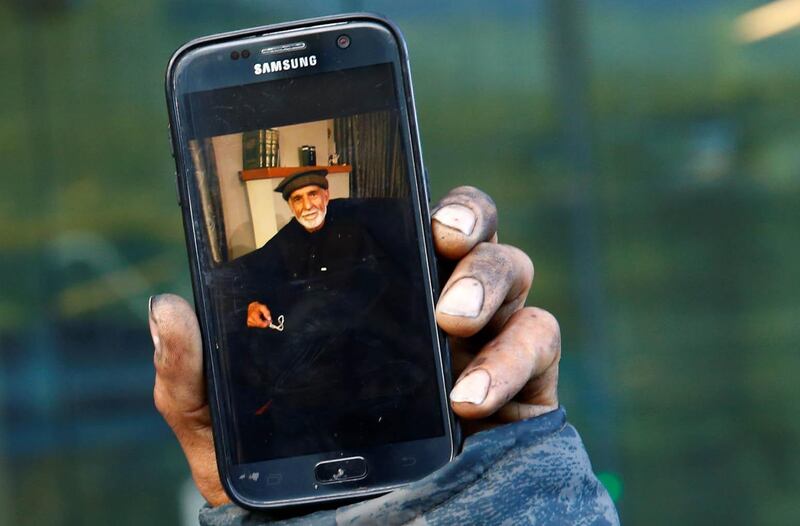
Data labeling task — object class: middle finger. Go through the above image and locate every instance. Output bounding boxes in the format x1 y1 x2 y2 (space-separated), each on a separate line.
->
435 242 533 337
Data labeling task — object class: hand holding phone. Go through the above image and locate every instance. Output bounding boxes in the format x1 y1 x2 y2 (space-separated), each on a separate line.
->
150 186 562 507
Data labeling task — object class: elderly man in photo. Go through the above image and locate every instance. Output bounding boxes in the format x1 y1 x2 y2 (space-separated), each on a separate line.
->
246 169 333 329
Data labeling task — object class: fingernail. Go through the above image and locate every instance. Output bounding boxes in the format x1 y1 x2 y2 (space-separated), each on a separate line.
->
148 295 160 351
433 204 476 235
438 277 483 318
450 369 491 405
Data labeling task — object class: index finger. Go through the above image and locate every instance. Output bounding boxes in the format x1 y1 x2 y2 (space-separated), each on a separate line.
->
432 186 498 260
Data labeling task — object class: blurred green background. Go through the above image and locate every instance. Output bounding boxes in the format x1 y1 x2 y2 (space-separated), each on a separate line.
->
1 0 799 524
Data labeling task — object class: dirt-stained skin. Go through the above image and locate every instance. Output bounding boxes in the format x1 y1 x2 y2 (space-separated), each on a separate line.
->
432 185 499 260
431 186 558 434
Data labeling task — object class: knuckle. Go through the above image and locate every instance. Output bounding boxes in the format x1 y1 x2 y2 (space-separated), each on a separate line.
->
517 306 558 332
466 243 522 290
528 307 561 355
472 242 514 273
532 307 559 333
518 248 535 279
501 244 534 281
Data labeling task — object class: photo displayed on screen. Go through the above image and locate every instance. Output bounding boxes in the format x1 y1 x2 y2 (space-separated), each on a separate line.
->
184 73 444 464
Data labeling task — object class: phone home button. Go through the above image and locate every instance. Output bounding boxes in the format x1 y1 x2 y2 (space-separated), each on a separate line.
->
314 456 368 484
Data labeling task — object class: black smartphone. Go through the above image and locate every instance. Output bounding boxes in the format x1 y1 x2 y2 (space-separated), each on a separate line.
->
165 14 456 509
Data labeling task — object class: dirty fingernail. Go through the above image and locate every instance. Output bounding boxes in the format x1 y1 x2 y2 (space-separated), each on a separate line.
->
450 369 491 405
433 204 476 236
438 277 483 318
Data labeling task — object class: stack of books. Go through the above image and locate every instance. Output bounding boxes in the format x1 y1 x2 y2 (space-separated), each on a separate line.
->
242 129 279 169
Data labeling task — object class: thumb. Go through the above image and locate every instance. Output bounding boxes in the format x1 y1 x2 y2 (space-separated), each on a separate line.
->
149 294 229 506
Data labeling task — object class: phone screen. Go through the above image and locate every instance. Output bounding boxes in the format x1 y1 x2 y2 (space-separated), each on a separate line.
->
178 62 445 465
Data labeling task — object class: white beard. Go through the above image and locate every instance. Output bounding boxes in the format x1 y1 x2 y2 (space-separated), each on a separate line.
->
297 207 326 231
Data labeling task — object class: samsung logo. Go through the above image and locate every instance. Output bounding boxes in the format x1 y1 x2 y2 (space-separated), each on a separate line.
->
254 55 317 75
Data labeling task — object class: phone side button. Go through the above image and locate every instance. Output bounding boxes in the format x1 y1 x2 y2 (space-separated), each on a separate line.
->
314 456 368 484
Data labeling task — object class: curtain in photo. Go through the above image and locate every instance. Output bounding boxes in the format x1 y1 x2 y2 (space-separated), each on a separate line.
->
189 138 228 266
333 111 409 199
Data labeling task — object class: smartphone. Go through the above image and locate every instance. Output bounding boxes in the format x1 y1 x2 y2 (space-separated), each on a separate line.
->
165 14 456 509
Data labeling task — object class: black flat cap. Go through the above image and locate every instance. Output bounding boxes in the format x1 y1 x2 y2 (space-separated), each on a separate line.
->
274 169 329 200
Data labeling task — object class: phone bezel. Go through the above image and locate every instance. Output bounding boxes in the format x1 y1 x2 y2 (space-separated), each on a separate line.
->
165 13 458 509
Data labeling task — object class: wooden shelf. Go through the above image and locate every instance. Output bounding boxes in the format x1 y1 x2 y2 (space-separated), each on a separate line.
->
241 165 351 182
